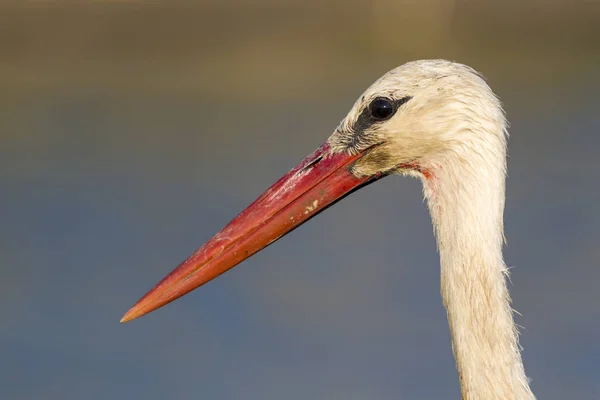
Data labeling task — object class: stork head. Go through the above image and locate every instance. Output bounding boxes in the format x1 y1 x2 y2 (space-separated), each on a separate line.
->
121 60 507 323
329 59 507 179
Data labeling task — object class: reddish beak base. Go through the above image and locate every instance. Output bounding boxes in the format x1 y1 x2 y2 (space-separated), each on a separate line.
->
121 142 383 323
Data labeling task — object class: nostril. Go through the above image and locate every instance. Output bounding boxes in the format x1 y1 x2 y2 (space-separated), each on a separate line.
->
299 155 323 173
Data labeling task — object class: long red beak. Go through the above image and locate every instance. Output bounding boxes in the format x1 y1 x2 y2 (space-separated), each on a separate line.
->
121 142 385 323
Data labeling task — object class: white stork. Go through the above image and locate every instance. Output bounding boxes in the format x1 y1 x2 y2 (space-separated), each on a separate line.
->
122 60 535 399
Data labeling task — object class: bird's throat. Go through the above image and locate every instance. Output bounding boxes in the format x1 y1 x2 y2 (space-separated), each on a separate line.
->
423 165 535 400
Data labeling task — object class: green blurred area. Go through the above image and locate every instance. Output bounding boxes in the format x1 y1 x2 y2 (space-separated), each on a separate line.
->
0 1 598 100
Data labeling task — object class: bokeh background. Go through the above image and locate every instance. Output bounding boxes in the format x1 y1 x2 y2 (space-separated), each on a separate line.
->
1 1 599 399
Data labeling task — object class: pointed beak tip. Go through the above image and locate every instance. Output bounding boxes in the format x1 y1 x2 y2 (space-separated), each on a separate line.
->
119 308 138 324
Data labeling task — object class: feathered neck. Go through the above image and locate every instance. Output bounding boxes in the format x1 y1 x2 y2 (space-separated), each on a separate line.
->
422 130 535 399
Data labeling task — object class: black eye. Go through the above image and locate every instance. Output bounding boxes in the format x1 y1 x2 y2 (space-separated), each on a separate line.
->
369 98 396 121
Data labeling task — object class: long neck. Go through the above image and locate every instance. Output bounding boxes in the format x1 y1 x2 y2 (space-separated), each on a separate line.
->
423 143 535 399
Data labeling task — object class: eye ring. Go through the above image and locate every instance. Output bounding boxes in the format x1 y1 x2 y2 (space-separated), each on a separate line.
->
369 97 396 121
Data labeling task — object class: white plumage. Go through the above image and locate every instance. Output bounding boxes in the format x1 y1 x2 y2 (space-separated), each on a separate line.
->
330 60 535 399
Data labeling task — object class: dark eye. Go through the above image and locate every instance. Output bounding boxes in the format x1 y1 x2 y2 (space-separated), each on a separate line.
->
369 98 396 121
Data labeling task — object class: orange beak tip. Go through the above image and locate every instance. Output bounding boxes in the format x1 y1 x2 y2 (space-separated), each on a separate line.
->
119 309 135 324
120 302 147 323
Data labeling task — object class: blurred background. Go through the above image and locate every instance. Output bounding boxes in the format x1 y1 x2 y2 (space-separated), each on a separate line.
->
1 1 599 399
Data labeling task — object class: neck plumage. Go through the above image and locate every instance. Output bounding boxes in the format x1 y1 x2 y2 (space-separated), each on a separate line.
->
422 139 535 399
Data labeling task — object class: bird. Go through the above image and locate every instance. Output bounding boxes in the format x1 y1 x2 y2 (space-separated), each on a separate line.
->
121 60 535 399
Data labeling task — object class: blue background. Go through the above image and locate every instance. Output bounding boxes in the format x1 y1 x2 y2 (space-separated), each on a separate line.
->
1 2 599 399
